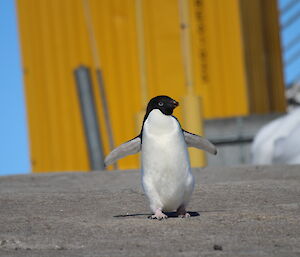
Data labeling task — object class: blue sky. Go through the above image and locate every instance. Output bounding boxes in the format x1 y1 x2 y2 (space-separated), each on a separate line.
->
0 0 299 176
0 0 30 175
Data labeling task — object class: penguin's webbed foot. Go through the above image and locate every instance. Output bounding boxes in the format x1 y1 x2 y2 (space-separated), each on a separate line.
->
176 205 190 218
149 208 168 220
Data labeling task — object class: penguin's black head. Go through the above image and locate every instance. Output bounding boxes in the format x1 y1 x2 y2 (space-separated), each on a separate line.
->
146 95 179 116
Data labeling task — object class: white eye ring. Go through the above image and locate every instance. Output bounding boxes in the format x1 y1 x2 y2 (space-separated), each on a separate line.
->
158 102 164 106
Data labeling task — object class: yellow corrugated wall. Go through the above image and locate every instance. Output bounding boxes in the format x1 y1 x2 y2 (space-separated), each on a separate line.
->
16 0 285 172
190 0 249 117
240 0 286 113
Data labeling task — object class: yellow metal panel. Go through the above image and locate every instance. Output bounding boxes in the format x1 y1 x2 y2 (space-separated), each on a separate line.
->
17 0 40 170
87 0 141 169
239 0 286 113
17 0 91 172
240 0 272 113
143 0 185 102
260 0 286 112
190 0 249 118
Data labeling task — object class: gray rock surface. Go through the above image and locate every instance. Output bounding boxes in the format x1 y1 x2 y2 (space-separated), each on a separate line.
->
0 165 300 257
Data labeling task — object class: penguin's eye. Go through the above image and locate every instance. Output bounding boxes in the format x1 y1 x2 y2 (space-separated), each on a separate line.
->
158 102 164 106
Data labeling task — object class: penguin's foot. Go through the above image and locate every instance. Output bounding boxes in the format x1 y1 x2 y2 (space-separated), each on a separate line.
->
178 212 190 218
177 205 190 218
149 209 168 220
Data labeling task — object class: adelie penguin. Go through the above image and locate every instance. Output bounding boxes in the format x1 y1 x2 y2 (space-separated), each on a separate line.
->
105 95 217 220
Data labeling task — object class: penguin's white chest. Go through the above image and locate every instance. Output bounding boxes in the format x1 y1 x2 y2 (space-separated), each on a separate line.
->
141 109 194 212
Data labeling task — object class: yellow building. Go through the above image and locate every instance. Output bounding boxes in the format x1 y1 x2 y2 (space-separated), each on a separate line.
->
17 0 285 172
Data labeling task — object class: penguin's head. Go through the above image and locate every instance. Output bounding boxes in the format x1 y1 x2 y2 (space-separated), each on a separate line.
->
146 95 179 116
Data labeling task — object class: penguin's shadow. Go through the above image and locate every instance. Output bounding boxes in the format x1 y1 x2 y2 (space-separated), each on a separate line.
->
113 211 200 218
113 209 227 218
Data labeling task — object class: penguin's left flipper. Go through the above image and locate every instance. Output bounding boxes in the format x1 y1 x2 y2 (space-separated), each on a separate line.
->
183 130 217 155
104 136 141 166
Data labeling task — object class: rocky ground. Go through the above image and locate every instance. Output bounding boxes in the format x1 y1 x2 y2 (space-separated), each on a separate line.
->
0 165 300 257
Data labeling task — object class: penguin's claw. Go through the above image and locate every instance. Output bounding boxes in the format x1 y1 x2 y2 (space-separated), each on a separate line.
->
178 212 191 218
149 209 168 220
150 213 168 220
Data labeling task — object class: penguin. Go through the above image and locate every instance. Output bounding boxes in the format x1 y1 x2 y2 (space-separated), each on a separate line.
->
105 95 217 220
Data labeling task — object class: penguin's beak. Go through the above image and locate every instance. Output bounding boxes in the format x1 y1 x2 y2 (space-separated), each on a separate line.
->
173 100 179 108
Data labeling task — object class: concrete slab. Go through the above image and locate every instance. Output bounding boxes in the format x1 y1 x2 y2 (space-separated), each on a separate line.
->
204 114 282 166
0 165 300 257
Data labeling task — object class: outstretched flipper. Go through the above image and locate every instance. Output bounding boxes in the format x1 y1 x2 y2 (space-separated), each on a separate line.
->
104 136 141 166
105 130 216 166
183 130 217 155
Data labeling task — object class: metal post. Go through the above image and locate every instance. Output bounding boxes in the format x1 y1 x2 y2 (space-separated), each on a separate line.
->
74 66 105 171
95 69 117 170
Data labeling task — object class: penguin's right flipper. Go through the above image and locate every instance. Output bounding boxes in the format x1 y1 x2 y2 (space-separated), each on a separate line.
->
183 130 217 155
104 136 141 166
